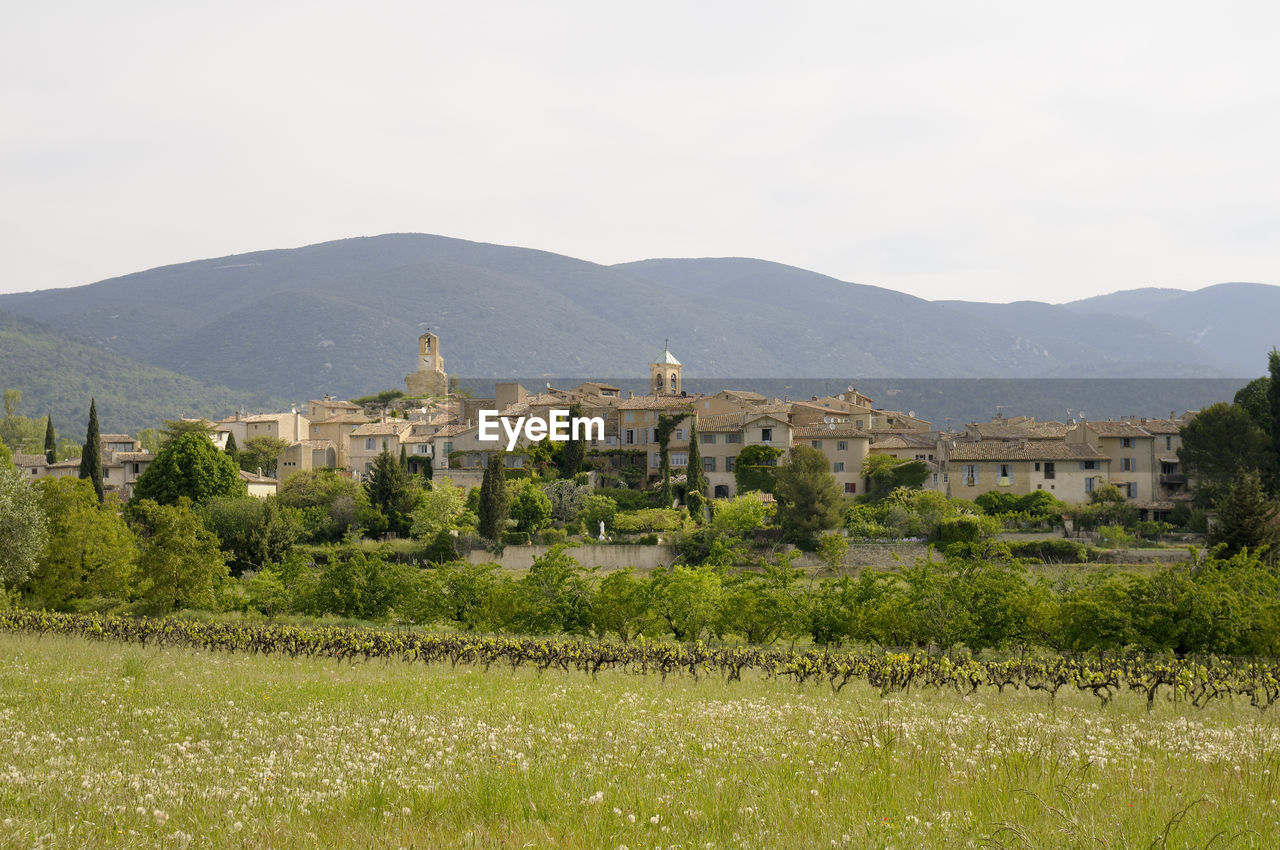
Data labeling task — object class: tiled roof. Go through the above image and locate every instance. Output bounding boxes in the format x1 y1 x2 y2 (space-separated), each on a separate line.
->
870 434 932 450
948 441 1108 462
112 452 153 462
13 453 46 467
1137 419 1184 435
244 413 301 424
617 396 697 411
289 440 335 450
402 434 434 444
349 421 414 437
431 424 475 438
792 423 869 439
239 470 277 484
313 413 374 425
99 434 134 443
1085 420 1152 438
309 399 361 409
969 420 1071 440
698 412 746 432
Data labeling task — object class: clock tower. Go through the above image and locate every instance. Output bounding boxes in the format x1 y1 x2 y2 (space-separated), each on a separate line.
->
405 331 449 397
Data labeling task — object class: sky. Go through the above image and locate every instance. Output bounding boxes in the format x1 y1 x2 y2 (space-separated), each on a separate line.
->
3 2 1280 303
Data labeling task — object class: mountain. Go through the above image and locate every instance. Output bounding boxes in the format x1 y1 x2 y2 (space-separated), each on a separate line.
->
0 310 283 436
0 234 1274 415
1063 283 1280 377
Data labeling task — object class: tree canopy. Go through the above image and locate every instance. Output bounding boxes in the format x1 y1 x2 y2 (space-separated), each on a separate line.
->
132 430 246 506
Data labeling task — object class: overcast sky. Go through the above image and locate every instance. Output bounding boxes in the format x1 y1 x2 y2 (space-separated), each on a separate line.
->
4 2 1279 303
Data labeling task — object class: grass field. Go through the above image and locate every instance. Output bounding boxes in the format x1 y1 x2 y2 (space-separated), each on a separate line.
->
2 634 1279 848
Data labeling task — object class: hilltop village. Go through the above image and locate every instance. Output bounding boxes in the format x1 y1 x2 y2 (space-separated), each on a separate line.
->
11 332 1195 521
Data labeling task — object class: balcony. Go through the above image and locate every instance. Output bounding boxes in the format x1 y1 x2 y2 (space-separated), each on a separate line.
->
1160 473 1187 485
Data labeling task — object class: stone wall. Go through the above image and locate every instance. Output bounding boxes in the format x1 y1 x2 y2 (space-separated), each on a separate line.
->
467 543 678 571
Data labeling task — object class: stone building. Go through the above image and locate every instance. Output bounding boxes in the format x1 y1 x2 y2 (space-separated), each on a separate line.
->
405 331 449 397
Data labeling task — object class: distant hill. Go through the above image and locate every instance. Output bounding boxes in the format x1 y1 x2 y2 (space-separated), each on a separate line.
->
0 310 283 436
1 234 1276 416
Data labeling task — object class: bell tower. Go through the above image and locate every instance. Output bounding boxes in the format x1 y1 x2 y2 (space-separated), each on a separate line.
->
649 341 682 396
405 330 449 397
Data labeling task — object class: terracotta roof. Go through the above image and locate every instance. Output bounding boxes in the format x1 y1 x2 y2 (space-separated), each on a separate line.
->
99 434 134 443
717 390 767 402
617 396 697 411
112 452 153 462
12 453 46 467
870 434 933 450
948 441 1109 462
349 421 414 437
313 413 374 425
309 398 360 409
402 434 434 444
244 413 301 424
698 412 747 432
289 440 335 451
571 381 622 393
969 420 1071 440
431 424 475 438
1137 419 1184 435
1084 420 1152 438
792 423 869 439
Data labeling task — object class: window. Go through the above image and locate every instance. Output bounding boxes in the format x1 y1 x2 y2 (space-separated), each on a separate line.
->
702 457 715 472
1121 437 1133 448
962 464 978 486
998 463 1012 485
726 456 736 472
760 428 773 443
1043 462 1055 479
932 472 939 484
1165 436 1173 450
670 374 677 392
1085 477 1096 494
837 441 848 451
833 462 845 472
675 429 685 441
725 433 742 444
1034 462 1040 471
650 453 660 468
811 440 822 449
442 442 453 455
701 433 716 444
1080 460 1097 470
844 482 857 494
1122 457 1134 472
624 429 635 445
364 437 376 450
856 420 864 428
415 445 430 455
671 452 688 467
1126 482 1138 498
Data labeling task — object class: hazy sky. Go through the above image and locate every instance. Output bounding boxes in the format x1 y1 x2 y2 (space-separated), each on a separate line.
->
4 2 1279 302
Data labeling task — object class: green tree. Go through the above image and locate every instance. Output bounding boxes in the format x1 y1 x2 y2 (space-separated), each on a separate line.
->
0 436 11 470
131 430 246 506
862 453 929 500
0 464 48 589
733 444 783 494
200 496 302 575
543 478 590 523
774 445 844 547
24 478 136 609
2 389 18 420
131 498 229 613
651 565 722 642
136 428 160 455
558 402 586 478
815 532 849 576
223 431 238 463
410 476 468 540
43 416 56 465
1270 347 1280 486
685 419 707 498
365 449 415 536
579 493 617 536
513 546 593 635
477 454 510 541
1207 470 1278 556
710 491 769 536
654 412 687 506
78 398 104 503
509 481 553 533
237 435 289 477
592 569 656 641
1235 376 1271 435
159 418 215 447
275 469 362 542
1177 402 1273 504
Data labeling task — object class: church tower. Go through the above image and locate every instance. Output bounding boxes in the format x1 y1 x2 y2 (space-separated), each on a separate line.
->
649 341 682 396
405 331 449 397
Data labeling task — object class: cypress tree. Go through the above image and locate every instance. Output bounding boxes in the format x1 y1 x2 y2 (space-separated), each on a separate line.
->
43 415 56 464
1269 348 1280 490
558 402 586 478
686 418 707 497
399 444 408 472
224 431 238 462
78 398 103 502
366 448 413 536
477 453 509 541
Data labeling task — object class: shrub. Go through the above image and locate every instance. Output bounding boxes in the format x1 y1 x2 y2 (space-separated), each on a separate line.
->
612 508 684 534
1006 539 1091 563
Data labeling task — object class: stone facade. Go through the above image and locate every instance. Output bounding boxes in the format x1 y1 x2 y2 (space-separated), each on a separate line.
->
405 331 449 397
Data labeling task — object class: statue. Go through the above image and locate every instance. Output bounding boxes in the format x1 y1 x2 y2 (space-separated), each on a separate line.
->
599 520 606 541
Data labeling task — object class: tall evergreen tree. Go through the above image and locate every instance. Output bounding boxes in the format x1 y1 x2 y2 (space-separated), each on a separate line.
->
43 416 56 464
223 431 238 462
1269 348 1280 490
1208 470 1278 555
477 453 510 541
558 403 586 478
78 398 103 503
365 449 414 536
685 419 707 497
399 444 408 472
